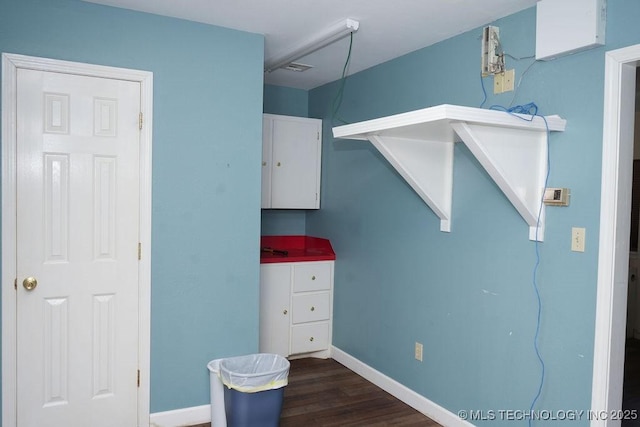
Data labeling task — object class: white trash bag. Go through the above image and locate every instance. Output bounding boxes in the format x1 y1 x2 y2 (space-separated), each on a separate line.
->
219 353 290 393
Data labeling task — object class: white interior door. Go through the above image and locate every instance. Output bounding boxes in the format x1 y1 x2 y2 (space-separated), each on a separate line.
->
15 68 141 426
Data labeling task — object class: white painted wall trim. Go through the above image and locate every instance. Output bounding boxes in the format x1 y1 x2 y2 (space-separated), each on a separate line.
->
331 346 474 427
1 53 153 427
150 405 211 427
591 44 640 427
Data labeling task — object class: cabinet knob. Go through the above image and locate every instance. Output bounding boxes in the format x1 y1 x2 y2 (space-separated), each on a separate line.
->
276 162 281 167
310 306 315 312
309 337 314 342
262 161 267 166
311 275 316 281
283 309 288 315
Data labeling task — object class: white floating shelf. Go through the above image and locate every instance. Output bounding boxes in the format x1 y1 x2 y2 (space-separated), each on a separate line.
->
332 104 566 241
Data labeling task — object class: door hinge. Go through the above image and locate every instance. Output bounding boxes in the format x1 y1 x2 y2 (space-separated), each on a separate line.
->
138 112 143 130
137 369 140 387
138 242 142 260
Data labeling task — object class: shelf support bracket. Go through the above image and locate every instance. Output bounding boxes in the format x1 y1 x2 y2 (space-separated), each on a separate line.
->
451 121 548 241
333 105 565 241
369 135 453 231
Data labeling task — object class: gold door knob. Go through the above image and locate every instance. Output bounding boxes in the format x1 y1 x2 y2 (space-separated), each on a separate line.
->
283 309 288 315
23 277 38 291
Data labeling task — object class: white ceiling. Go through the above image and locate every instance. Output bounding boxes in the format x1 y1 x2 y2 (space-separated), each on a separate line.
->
83 0 538 90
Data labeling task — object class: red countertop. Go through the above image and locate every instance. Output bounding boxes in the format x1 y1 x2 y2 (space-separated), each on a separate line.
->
260 235 336 263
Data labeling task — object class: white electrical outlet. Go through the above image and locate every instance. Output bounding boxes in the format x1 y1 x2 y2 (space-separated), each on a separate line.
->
415 342 423 362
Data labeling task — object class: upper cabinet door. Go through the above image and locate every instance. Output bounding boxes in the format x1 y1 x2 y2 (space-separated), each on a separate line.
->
262 114 322 209
261 117 273 208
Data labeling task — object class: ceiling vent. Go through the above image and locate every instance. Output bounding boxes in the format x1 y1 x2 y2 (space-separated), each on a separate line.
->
264 18 359 73
282 62 314 72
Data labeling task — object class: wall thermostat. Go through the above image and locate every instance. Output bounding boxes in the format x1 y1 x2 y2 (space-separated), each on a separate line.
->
543 187 570 206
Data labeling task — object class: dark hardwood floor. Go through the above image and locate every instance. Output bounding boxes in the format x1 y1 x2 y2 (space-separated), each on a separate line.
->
192 357 440 426
191 338 640 426
624 338 640 426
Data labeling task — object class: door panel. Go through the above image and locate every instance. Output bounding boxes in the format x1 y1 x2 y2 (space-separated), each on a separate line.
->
16 69 140 426
259 264 291 357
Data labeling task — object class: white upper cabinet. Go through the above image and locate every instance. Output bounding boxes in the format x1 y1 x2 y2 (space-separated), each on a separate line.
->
262 114 322 209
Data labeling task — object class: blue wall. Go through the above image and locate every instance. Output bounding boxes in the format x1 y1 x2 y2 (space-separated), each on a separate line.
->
305 3 640 425
264 84 308 117
261 84 309 236
4 0 639 423
1 0 264 414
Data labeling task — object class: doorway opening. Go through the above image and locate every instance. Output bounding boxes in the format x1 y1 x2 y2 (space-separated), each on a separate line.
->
592 44 640 425
623 68 640 426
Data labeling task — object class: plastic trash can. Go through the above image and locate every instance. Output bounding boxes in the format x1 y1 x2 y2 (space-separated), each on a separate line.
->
207 359 227 427
218 353 290 427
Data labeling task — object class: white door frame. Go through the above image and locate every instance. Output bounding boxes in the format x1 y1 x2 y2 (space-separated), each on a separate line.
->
1 53 153 427
591 44 640 426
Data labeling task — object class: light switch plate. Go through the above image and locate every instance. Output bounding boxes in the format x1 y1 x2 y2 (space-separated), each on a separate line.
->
572 227 586 252
415 342 423 362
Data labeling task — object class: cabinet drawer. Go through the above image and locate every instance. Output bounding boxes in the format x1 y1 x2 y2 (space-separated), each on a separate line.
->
290 322 329 354
292 293 330 324
293 262 331 292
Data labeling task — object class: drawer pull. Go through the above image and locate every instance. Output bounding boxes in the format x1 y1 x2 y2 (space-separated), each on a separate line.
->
309 337 314 342
283 309 288 315
310 306 315 311
311 275 316 280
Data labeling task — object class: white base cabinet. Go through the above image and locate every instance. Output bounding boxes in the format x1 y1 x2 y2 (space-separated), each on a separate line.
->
259 261 334 358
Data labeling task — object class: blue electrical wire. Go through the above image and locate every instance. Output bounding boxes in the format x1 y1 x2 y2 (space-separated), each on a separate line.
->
479 59 552 421
485 101 550 426
528 114 550 427
488 102 538 117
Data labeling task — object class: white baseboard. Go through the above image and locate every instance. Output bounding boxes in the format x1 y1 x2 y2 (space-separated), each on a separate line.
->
150 349 473 427
150 404 211 427
331 346 474 427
